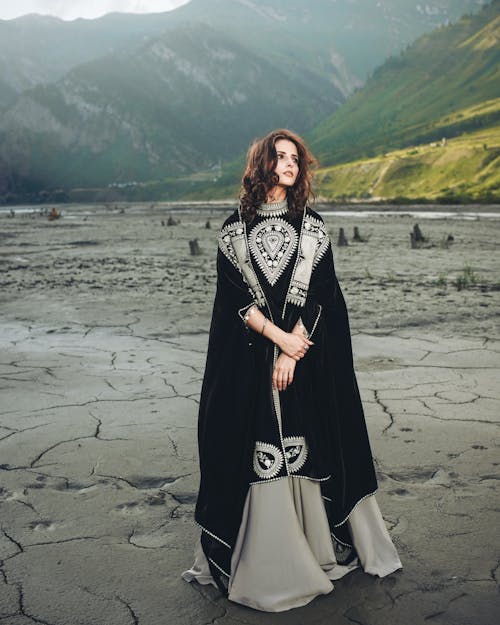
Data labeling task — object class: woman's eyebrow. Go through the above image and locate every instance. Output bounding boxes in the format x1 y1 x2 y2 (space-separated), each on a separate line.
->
276 150 299 158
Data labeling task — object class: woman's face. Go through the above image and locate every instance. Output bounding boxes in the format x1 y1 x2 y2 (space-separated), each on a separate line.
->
273 139 299 188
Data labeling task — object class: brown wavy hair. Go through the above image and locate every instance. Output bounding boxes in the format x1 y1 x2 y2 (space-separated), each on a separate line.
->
239 128 318 223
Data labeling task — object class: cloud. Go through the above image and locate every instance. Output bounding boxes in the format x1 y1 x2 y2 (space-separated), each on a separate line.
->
0 0 190 21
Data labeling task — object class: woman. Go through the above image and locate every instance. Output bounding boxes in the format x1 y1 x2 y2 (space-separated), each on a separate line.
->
182 129 402 612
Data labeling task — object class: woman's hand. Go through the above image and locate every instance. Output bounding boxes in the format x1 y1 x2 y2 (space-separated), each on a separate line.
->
273 353 297 391
277 332 313 361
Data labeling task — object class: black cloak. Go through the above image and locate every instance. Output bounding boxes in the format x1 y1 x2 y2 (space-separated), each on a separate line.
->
194 204 378 593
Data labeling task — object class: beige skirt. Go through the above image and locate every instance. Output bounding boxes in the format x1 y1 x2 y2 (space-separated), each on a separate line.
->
182 477 402 612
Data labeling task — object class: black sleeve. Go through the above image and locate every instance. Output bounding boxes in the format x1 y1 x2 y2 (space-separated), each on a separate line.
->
215 247 259 325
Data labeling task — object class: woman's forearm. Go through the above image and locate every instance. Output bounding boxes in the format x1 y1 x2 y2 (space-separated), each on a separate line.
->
291 317 307 337
243 305 286 346
243 307 313 363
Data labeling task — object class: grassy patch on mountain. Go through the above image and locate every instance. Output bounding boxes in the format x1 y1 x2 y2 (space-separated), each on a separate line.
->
315 120 500 202
309 1 500 167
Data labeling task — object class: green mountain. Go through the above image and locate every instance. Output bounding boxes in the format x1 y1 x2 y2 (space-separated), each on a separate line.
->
0 0 490 201
170 0 487 89
0 0 484 95
0 12 181 92
309 0 500 167
164 2 500 204
315 103 500 202
0 22 343 196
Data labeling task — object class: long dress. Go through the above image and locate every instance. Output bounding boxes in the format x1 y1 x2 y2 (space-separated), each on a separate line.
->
182 199 402 612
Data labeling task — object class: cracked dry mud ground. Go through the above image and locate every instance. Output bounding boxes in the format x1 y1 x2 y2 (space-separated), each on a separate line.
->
1 206 499 624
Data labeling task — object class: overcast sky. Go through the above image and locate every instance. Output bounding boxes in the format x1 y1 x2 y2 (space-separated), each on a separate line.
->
0 0 190 21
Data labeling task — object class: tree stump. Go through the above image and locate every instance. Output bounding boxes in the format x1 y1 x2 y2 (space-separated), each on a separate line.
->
413 223 425 242
189 239 202 256
337 227 348 246
410 223 427 249
353 226 365 242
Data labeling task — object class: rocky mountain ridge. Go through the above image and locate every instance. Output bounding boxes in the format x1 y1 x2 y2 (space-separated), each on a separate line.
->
0 0 490 199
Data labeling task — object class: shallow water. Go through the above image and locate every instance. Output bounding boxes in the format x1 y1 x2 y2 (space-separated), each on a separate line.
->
2 201 500 220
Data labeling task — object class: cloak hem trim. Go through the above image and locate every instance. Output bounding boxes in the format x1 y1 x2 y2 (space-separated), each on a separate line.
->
196 521 232 550
331 488 379 528
208 557 230 578
249 473 332 487
325 488 380 548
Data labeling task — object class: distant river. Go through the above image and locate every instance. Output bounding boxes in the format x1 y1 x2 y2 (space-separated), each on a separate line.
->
1 202 500 220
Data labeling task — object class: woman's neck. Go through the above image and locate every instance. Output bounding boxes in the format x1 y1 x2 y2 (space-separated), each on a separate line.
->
266 187 286 203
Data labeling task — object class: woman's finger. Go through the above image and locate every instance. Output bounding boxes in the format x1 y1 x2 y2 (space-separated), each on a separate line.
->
272 368 278 390
279 371 287 391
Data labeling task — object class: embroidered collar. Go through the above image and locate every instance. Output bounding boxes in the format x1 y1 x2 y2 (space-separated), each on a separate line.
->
256 199 288 217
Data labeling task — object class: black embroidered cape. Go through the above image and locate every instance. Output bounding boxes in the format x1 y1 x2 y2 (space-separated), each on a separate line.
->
194 204 378 593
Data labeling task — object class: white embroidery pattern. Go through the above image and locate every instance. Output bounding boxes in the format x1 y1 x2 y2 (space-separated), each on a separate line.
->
248 218 298 286
218 220 266 307
309 216 331 269
284 436 308 473
256 199 288 218
286 214 330 307
218 222 243 270
252 437 309 479
253 441 284 479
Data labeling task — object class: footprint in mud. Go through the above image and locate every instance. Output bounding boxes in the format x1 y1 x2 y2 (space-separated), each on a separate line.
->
5 489 29 501
74 483 101 494
388 488 411 497
387 467 437 483
130 528 170 549
115 501 144 514
145 492 166 506
167 492 197 505
26 482 46 490
29 520 58 532
130 476 178 489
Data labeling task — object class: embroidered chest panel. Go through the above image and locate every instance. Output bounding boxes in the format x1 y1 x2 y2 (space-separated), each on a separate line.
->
218 221 267 307
286 214 330 307
248 218 298 286
218 210 331 311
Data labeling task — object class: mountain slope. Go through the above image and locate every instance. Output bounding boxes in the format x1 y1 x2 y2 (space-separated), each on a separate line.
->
0 12 181 92
0 0 491 200
309 0 500 166
314 101 500 202
0 0 485 96
0 23 342 194
173 0 487 80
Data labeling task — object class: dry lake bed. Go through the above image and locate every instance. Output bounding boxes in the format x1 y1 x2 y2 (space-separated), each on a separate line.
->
0 202 499 625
